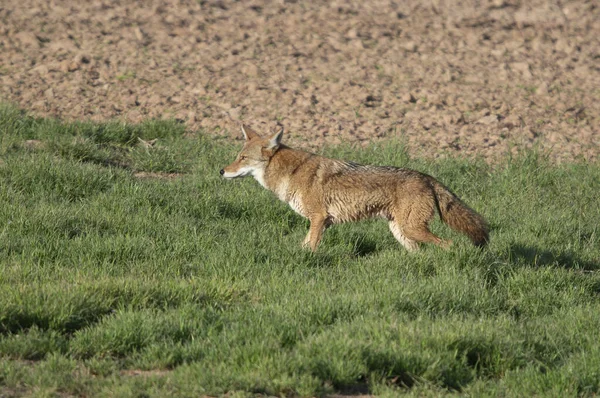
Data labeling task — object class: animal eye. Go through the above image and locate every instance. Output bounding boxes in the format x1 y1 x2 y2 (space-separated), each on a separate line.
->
240 156 247 160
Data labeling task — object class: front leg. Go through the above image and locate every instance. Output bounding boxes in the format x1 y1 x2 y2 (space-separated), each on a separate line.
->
302 215 328 252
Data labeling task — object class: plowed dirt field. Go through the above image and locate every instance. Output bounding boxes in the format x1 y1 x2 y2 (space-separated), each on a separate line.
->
1 0 598 161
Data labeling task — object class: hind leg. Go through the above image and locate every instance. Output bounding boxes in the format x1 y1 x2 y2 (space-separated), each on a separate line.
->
389 221 419 252
402 224 451 248
391 200 452 250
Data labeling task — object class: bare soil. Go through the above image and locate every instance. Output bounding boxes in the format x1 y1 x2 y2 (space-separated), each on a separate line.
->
1 0 599 161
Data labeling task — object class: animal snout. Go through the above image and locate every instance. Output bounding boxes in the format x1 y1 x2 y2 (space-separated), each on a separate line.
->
219 169 225 175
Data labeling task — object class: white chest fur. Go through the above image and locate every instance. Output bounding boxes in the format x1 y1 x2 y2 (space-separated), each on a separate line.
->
274 178 289 201
256 172 306 217
252 169 267 189
275 179 305 216
286 193 305 216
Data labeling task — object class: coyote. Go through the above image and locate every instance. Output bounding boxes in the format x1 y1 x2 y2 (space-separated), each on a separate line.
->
220 125 489 252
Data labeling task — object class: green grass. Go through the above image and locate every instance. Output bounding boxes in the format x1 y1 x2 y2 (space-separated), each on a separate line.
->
0 103 599 397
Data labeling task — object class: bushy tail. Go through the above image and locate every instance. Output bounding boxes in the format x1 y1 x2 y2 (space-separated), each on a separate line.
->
430 179 489 247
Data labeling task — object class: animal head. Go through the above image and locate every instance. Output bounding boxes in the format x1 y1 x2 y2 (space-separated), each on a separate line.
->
220 125 283 179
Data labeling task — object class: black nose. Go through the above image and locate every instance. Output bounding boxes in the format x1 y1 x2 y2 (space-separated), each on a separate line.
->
219 169 224 175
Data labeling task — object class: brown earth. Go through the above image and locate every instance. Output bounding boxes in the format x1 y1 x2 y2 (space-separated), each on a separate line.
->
1 0 599 161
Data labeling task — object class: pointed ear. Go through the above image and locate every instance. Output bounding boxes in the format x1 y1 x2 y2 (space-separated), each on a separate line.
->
241 124 259 141
266 128 283 150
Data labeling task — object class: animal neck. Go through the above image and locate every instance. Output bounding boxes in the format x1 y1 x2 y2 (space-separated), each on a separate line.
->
261 145 313 194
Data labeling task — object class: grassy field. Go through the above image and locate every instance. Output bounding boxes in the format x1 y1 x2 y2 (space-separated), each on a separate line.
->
0 103 599 397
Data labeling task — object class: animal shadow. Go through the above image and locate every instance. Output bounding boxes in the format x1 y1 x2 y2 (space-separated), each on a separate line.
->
508 243 598 271
350 236 379 258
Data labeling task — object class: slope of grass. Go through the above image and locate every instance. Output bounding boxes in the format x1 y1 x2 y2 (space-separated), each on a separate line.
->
0 104 599 397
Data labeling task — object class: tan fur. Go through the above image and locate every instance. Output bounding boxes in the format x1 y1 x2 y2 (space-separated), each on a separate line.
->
221 125 489 252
